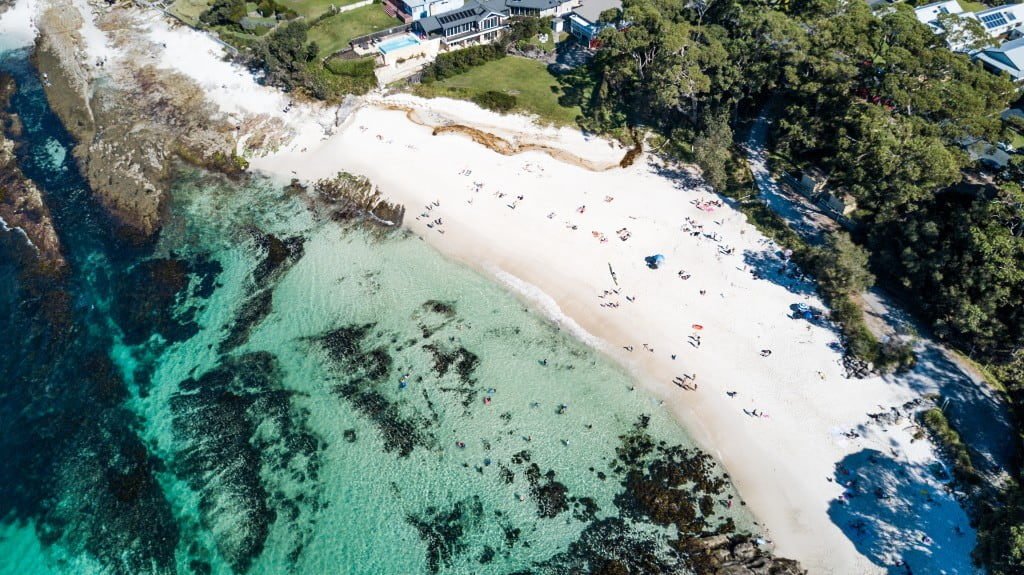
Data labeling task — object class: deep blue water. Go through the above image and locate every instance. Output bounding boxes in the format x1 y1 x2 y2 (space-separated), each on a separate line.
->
0 47 182 572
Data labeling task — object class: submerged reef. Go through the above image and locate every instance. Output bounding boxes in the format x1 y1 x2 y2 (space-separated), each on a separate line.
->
170 352 324 573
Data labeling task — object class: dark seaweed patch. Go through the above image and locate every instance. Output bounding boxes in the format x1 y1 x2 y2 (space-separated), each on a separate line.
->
170 352 323 572
422 299 456 316
219 289 274 353
517 415 756 574
524 464 569 519
313 324 433 456
532 517 673 574
110 254 220 345
415 299 458 338
406 497 483 574
423 343 481 406
250 230 304 287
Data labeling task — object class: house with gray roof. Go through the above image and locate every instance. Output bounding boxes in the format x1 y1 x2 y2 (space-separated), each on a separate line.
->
414 0 511 48
973 36 1024 81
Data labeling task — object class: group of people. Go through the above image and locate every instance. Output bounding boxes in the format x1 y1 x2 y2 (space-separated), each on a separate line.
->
415 200 445 234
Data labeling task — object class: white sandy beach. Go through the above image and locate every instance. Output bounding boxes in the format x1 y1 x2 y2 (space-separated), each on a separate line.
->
250 99 979 574
5 0 982 572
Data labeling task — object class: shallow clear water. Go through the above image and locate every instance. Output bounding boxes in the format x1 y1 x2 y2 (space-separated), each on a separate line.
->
0 46 756 575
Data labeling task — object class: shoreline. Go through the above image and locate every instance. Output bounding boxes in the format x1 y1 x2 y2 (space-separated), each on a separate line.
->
2 0 982 571
251 99 978 574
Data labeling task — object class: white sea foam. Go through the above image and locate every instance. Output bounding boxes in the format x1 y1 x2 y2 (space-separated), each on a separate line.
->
0 0 40 52
491 266 602 349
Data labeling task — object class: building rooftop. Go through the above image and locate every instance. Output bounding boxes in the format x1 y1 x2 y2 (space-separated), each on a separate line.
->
572 0 621 24
974 36 1024 79
417 0 507 35
914 0 963 26
972 3 1024 31
505 0 568 10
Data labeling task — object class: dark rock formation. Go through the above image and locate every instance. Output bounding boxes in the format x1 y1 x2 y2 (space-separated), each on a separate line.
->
111 254 220 345
313 324 434 456
33 0 243 241
310 171 405 226
171 352 324 572
0 73 65 273
407 497 484 574
680 535 806 575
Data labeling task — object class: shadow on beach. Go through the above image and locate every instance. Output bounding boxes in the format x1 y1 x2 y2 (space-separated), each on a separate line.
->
741 249 818 298
886 343 1017 478
828 449 976 574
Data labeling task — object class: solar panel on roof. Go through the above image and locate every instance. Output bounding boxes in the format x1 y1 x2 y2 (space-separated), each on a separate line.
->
981 12 1008 29
438 8 474 23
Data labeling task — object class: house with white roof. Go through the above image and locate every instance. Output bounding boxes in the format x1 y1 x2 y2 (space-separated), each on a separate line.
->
973 35 1024 80
914 0 965 31
970 3 1024 38
386 0 466 23
914 0 1024 51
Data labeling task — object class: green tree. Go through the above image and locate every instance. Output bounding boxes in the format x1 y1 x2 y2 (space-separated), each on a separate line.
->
814 232 874 295
692 111 732 191
200 0 246 27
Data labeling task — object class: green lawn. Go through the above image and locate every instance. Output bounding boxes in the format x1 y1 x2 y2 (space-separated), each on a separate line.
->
307 4 399 56
414 56 581 126
277 0 366 19
167 0 212 25
1010 129 1024 150
959 0 989 12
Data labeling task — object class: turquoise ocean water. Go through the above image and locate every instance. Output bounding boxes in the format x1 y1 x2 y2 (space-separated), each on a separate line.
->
0 44 756 575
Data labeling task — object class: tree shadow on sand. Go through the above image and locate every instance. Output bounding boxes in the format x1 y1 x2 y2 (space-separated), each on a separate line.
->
885 344 1016 477
741 248 818 298
828 449 976 574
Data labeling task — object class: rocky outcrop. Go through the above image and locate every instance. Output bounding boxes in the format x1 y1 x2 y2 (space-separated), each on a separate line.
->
0 73 65 273
683 535 806 575
308 172 406 226
33 0 242 241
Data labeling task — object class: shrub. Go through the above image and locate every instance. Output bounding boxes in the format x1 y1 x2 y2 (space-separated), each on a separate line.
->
920 407 979 484
200 0 247 28
421 44 505 83
316 57 378 99
472 90 517 113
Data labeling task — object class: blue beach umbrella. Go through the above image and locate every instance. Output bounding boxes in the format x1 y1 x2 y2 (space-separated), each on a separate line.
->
645 254 666 269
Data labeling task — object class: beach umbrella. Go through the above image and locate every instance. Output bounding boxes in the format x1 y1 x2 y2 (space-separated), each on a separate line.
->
645 254 666 269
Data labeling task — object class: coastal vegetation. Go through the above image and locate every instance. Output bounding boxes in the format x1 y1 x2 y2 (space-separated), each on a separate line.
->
417 55 580 125
420 43 506 82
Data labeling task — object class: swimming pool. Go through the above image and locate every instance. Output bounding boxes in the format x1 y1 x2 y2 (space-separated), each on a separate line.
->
378 34 420 54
